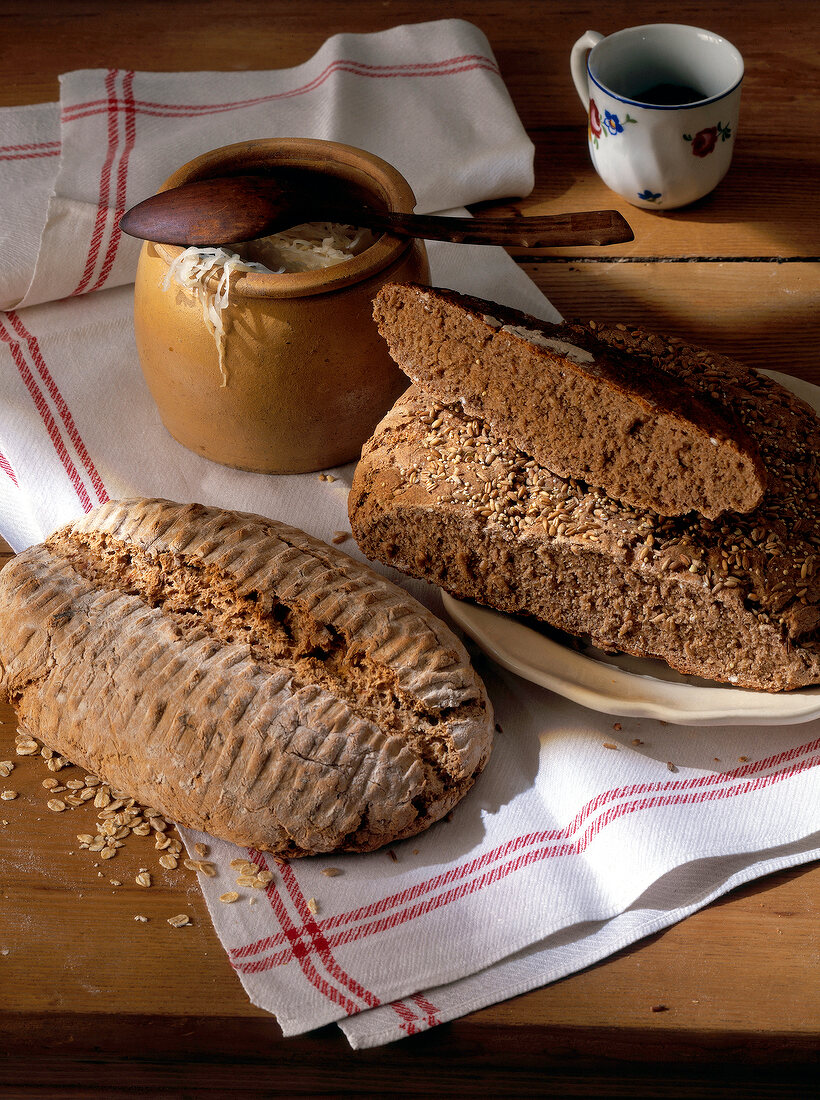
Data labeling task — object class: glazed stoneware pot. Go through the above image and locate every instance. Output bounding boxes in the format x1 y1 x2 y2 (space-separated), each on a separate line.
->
133 138 429 473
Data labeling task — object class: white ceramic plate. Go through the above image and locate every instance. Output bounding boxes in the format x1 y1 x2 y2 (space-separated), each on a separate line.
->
441 370 820 727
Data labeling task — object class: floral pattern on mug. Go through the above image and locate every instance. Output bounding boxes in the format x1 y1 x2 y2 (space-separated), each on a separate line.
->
589 99 602 138
684 121 733 157
637 189 662 203
589 102 636 148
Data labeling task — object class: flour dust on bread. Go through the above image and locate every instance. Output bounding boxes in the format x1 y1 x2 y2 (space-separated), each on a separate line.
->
373 283 767 520
0 499 493 858
349 325 820 692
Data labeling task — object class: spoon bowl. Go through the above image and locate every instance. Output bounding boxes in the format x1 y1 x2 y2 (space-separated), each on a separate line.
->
120 171 634 249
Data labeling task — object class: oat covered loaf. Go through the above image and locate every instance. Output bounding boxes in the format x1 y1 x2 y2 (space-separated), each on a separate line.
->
373 283 766 520
0 498 494 857
349 333 820 690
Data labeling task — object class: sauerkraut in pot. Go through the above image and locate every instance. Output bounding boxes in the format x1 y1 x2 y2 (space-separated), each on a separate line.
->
162 222 375 385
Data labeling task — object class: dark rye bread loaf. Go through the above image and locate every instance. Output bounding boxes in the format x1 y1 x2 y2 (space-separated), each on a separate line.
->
372 283 766 520
349 329 820 691
0 499 493 858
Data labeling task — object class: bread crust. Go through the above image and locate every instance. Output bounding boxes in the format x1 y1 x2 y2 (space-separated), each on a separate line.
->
349 331 820 692
373 283 767 519
0 499 494 857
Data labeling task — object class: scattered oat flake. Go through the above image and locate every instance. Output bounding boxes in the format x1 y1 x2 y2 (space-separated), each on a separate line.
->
134 915 148 922
738 756 749 762
100 847 118 860
220 891 240 903
16 741 39 756
321 867 341 877
47 798 67 811
331 531 349 544
159 854 178 870
603 742 618 750
194 842 209 857
0 762 13 778
0 791 17 801
135 871 152 888
307 898 319 914
667 762 678 772
235 874 257 887
167 914 191 928
632 739 644 746
230 858 253 870
110 880 122 886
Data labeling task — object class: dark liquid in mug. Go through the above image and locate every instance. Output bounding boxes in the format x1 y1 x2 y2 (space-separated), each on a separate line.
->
632 82 706 105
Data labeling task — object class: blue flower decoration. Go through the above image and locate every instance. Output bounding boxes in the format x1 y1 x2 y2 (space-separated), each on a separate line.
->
638 189 662 203
603 110 624 135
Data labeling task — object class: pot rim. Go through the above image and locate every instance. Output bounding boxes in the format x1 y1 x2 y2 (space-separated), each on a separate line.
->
152 138 418 299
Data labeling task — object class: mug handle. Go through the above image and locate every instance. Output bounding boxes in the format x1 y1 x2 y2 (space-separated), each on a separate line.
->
570 30 604 113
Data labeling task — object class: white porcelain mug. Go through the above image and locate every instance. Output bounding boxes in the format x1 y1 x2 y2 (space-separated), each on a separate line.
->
571 24 744 210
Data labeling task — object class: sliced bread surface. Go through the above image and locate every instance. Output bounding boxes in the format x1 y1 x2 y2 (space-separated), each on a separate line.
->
373 283 767 519
349 324 820 691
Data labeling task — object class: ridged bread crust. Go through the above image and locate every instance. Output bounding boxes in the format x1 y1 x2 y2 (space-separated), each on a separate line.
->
0 499 494 857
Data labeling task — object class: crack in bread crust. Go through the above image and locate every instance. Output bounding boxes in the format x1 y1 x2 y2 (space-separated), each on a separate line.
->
51 529 482 788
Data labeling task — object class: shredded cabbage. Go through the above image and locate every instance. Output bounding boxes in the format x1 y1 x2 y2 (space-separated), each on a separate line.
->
162 247 271 386
237 221 376 273
162 224 374 386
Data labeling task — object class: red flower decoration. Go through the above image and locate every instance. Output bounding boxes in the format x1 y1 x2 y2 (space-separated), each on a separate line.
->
589 99 601 138
691 126 718 157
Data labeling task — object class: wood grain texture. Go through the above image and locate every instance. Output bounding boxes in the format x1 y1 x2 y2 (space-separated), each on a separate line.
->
0 0 818 1094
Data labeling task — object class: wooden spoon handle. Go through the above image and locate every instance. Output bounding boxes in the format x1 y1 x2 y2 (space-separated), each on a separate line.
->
363 208 634 247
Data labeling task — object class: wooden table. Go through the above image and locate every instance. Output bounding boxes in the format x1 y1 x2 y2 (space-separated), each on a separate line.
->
1 2 818 1096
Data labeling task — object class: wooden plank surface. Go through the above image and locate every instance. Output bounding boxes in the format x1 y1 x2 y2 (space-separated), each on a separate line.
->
0 0 818 1095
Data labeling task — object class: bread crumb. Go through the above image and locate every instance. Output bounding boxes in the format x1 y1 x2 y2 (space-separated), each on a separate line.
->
387 849 398 862
331 531 349 544
167 914 191 928
307 897 319 914
667 762 678 772
651 1004 669 1013
631 739 644 746
194 842 209 857
134 915 148 922
321 867 341 877
602 742 618 750
738 756 749 762
613 723 622 731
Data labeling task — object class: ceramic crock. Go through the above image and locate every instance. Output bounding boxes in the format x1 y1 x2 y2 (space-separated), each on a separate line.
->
133 138 429 473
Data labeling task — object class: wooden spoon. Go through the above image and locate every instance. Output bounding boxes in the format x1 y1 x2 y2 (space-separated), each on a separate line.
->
119 173 633 249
